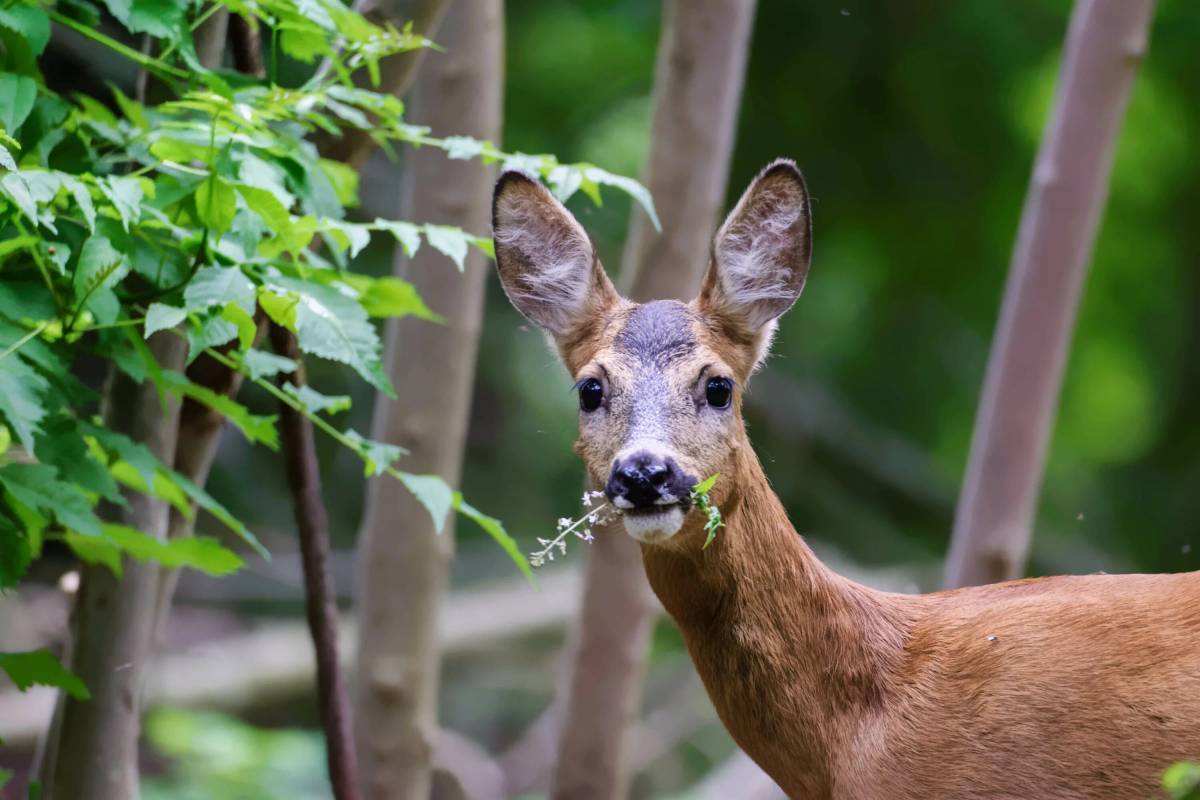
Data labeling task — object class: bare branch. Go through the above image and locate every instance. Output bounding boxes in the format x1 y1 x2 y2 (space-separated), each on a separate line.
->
945 0 1156 588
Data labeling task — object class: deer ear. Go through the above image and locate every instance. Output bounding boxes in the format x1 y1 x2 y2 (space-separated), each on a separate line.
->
492 171 619 340
698 160 812 347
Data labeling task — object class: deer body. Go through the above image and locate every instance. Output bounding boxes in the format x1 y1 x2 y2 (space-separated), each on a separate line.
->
646 442 1200 798
491 160 1200 799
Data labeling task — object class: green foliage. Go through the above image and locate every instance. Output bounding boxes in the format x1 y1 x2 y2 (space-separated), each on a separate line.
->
0 0 654 700
690 475 723 550
1166 762 1200 800
141 708 328 800
0 649 89 699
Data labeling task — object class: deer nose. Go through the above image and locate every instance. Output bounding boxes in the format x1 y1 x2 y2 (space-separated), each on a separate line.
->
606 452 678 510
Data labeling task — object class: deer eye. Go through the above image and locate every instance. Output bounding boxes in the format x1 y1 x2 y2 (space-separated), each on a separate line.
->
705 377 733 408
578 378 604 412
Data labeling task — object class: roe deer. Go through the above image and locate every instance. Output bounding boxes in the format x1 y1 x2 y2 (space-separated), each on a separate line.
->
491 160 1200 799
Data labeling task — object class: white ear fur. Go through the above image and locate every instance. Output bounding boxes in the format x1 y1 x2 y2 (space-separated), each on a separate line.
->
703 159 812 338
492 171 616 338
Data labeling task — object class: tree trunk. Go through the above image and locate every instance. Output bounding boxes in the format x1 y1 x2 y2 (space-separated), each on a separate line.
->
550 3 757 798
944 0 1156 589
39 332 187 800
352 1 503 797
315 0 452 169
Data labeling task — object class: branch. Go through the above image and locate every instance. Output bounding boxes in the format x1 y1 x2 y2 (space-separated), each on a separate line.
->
944 0 1156 588
270 324 360 800
550 2 758 797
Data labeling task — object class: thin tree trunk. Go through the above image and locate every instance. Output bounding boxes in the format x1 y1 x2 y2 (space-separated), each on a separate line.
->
39 332 187 800
315 0 452 169
352 1 503 796
550 3 756 798
270 325 361 800
944 0 1155 589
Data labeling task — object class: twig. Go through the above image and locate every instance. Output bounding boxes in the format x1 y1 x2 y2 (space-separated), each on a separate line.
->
270 323 361 800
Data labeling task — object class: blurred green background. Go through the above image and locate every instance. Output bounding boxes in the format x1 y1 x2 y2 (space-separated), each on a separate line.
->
134 0 1200 795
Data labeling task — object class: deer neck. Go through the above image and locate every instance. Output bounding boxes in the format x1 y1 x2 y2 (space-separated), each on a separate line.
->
640 441 909 795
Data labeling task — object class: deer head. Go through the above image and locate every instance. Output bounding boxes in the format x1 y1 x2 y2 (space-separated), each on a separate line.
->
492 160 811 545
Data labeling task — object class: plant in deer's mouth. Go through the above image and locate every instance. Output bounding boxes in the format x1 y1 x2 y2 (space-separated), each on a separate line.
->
691 474 724 549
529 490 616 568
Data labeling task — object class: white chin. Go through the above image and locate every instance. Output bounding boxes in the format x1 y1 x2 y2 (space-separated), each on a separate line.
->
621 506 686 544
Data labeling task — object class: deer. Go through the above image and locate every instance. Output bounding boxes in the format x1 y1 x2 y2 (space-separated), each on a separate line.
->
490 160 1200 799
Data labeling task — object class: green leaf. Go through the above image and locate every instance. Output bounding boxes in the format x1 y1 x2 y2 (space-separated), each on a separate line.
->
162 371 278 449
239 349 296 381
195 177 237 236
168 471 268 559
0 462 103 536
0 6 50 58
0 142 15 171
98 175 144 231
423 224 469 271
64 530 123 576
374 218 420 257
0 511 32 589
222 302 257 351
0 171 36 223
399 472 452 533
81 422 161 489
100 0 186 38
455 495 533 581
61 176 96 232
34 415 123 504
344 429 406 476
73 235 130 316
0 649 89 699
144 303 187 337
184 265 256 314
99 523 243 576
324 220 371 259
283 383 350 415
0 356 49 452
266 276 392 397
442 136 485 160
345 275 442 321
584 167 661 232
0 73 36 133
318 159 358 207
235 184 298 252
258 290 298 332
693 474 719 495
186 312 237 361
109 83 148 130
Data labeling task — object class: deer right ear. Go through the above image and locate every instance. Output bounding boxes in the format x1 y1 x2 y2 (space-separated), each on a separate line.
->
492 171 619 341
697 160 812 360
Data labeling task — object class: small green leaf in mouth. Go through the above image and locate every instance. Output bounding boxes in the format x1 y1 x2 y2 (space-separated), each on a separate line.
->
691 474 724 549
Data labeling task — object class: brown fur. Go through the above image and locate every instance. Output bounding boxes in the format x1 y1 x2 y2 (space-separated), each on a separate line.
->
492 162 1200 799
639 435 1200 799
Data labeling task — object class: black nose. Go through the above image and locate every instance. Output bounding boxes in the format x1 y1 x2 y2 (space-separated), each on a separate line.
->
606 452 681 509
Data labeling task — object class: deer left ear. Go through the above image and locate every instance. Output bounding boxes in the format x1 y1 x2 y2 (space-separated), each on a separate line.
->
698 159 812 364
